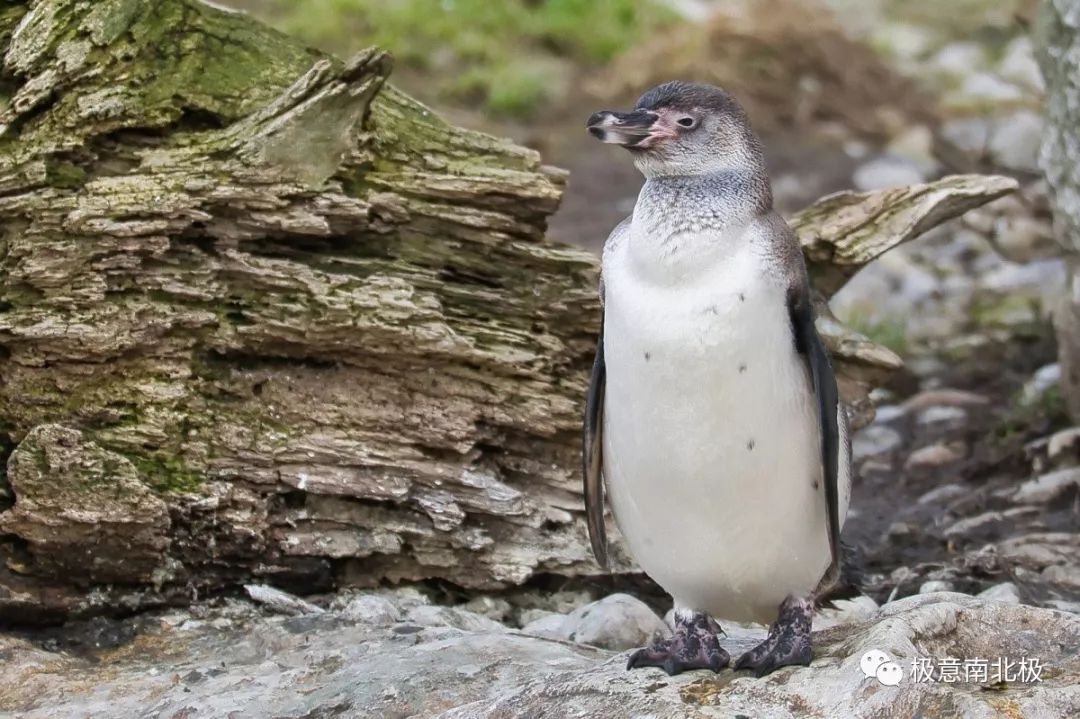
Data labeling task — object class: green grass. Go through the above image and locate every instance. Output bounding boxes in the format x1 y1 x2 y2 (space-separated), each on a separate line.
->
844 310 910 356
240 0 676 117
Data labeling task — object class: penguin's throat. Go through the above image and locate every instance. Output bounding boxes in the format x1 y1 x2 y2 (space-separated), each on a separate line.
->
629 174 767 279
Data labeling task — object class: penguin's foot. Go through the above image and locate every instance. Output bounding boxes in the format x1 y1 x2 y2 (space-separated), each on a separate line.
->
626 610 729 675
734 595 813 677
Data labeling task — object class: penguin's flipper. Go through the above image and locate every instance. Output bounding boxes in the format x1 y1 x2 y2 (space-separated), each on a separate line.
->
787 285 841 571
583 317 608 569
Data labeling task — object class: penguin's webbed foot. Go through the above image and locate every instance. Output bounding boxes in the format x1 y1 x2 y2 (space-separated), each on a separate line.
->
734 594 813 677
626 610 729 675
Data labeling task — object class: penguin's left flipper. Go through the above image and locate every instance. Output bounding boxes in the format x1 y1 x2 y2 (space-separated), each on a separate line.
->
787 280 842 573
583 316 608 569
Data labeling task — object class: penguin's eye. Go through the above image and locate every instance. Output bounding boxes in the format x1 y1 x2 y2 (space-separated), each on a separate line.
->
676 116 697 128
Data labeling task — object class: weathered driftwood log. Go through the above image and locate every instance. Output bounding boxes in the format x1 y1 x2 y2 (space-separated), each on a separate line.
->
0 0 1014 622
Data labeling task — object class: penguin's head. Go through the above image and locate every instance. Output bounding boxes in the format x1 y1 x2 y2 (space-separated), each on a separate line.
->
586 81 763 179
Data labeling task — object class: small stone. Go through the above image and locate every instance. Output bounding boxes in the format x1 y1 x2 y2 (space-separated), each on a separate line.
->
988 110 1044 173
990 215 1055 264
853 425 903 460
919 580 954 594
244 585 324 616
872 405 907 424
853 155 926 191
886 125 939 175
961 73 1024 104
905 443 964 470
341 595 401 625
406 605 506 633
929 42 988 79
940 117 991 160
944 511 1004 538
998 36 1045 92
460 596 512 622
917 483 968 505
977 582 1021 605
1022 363 1061 405
1042 564 1080 589
521 612 571 640
564 593 670 651
1013 467 1080 504
1047 427 1080 460
916 405 967 428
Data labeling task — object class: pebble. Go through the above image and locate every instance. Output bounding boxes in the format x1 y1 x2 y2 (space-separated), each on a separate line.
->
1042 564 1080 589
406 605 506 633
244 585 324 616
1013 467 1080 504
988 110 1044 173
872 405 907 424
919 580 954 594
461 596 512 622
977 582 1021 604
929 42 988 79
960 73 1024 104
853 155 926 191
521 612 570 640
943 511 1004 538
1022 364 1061 405
916 406 968 428
917 483 968 505
940 117 991 159
853 425 903 460
905 443 964 470
564 593 670 651
998 36 1045 92
1047 427 1080 460
341 595 401 625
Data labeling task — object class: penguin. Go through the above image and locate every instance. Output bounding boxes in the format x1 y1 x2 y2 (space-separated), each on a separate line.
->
582 81 853 677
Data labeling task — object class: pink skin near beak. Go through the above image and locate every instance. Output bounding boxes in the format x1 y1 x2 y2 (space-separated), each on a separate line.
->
586 108 680 149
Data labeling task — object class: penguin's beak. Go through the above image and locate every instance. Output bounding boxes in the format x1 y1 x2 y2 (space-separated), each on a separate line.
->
587 109 665 148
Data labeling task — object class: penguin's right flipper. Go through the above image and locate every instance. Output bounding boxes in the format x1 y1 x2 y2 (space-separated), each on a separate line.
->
582 317 608 569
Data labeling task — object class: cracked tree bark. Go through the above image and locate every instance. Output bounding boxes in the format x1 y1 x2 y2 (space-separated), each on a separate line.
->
0 0 1016 623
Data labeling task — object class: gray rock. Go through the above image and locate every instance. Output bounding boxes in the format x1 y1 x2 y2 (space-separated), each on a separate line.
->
1048 427 1080 460
564 593 670 651
916 405 967 428
999 36 1045 92
1023 363 1062 404
244 585 325 616
871 404 907 424
961 72 1024 103
1042 564 1080 589
905 443 964 470
852 155 926 191
919 580 954 594
988 110 1044 173
977 582 1022 604
853 425 903 460
1014 467 1080 504
460 596 512 622
406 605 507 633
520 612 570 640
341 594 401 625
917 483 968 506
929 42 989 79
941 116 991 160
6 594 1078 718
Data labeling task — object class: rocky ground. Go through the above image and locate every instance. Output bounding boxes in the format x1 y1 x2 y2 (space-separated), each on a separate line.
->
3 586 1078 717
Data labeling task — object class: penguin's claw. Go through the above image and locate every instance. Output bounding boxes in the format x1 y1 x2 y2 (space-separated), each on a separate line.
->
734 595 814 678
625 611 729 675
